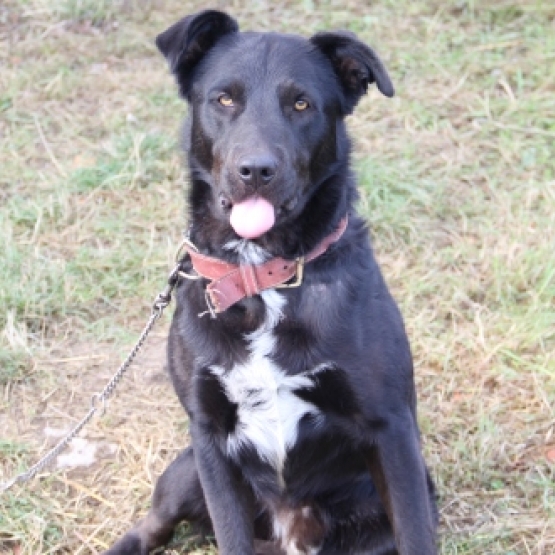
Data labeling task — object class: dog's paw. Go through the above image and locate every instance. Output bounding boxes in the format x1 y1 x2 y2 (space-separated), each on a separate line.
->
103 533 148 555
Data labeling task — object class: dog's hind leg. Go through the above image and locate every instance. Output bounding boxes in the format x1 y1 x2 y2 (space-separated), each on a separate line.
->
104 447 210 555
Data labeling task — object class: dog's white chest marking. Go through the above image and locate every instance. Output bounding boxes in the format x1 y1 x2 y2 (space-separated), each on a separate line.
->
210 258 318 474
214 334 316 471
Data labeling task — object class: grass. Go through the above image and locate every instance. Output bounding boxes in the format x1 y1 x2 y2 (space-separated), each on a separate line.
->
1 0 554 553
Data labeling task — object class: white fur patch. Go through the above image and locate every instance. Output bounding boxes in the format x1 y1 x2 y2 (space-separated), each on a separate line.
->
224 238 269 265
211 282 318 477
212 347 315 473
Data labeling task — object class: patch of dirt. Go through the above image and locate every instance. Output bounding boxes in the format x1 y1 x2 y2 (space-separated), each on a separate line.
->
2 327 185 473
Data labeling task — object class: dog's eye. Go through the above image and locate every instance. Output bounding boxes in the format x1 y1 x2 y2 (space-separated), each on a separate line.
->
294 99 309 111
218 93 234 107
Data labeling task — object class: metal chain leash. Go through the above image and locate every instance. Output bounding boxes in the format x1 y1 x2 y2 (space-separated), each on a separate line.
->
0 262 182 494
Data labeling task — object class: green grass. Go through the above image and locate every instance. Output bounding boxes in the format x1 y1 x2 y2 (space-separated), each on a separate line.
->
0 346 31 385
1 0 554 553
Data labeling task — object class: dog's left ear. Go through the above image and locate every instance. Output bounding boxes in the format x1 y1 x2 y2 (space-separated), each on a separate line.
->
310 31 394 113
156 10 239 98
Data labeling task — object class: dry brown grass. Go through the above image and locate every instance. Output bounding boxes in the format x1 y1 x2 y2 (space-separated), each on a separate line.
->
1 0 554 553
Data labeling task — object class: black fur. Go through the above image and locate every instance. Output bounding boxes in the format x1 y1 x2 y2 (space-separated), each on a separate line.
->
105 10 437 555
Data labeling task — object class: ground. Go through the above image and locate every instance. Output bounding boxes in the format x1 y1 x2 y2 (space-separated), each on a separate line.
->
1 0 554 553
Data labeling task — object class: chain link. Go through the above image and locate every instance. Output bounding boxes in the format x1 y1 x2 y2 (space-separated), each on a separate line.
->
0 263 182 494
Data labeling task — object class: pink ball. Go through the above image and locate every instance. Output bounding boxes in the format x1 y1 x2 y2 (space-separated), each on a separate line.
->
230 197 276 239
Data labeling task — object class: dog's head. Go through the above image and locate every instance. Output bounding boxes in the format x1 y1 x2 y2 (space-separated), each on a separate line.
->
157 11 393 250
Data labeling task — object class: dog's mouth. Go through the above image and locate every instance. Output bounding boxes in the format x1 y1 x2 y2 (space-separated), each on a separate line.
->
219 193 299 239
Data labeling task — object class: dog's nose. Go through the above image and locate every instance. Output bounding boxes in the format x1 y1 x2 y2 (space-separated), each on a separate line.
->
237 154 278 187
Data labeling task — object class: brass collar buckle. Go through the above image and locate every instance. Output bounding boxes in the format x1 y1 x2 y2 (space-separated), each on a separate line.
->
275 256 305 289
175 236 201 281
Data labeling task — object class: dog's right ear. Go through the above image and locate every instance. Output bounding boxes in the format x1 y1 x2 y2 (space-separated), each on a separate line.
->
156 10 238 98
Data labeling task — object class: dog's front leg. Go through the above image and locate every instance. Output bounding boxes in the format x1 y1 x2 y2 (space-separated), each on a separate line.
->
366 412 437 555
191 420 257 555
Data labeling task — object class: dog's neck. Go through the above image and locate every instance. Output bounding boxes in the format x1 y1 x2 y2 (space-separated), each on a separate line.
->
181 216 348 315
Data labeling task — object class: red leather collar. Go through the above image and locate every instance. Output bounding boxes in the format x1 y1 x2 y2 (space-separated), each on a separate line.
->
180 216 348 315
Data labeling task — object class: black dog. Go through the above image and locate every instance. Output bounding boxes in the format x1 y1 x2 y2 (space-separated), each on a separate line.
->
105 10 437 555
